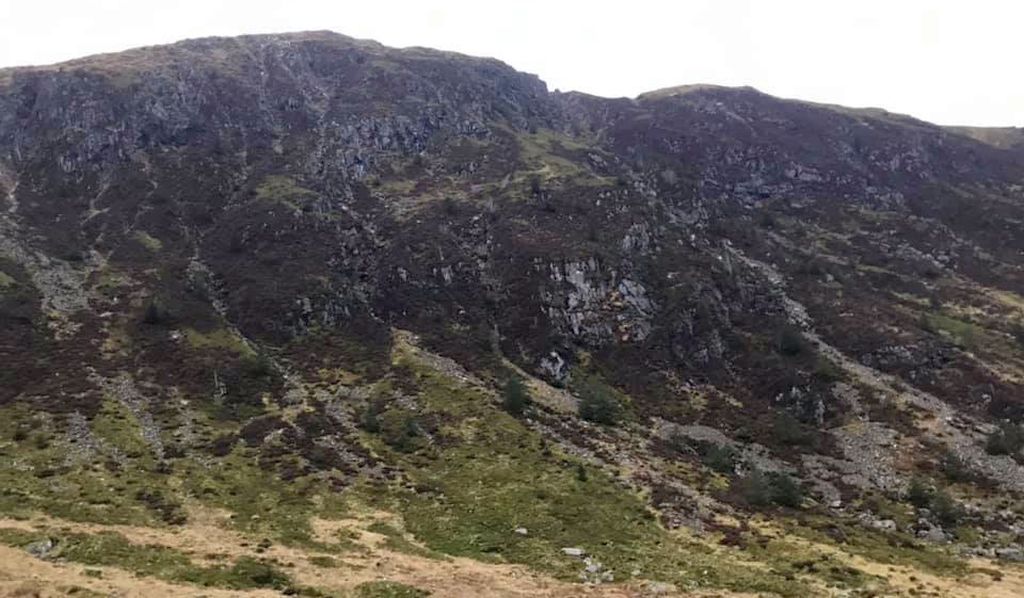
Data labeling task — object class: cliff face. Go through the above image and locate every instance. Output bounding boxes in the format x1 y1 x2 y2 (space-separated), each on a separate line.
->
2 31 1024 596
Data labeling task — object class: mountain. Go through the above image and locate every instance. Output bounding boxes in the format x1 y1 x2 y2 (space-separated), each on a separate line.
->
1 31 1024 597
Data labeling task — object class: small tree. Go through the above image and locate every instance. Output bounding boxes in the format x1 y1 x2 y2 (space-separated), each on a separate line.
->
906 477 933 509
578 382 622 425
360 399 386 434
777 326 806 357
142 299 169 325
378 410 424 453
738 469 803 508
502 376 529 416
243 354 274 378
738 469 773 507
701 443 738 474
529 175 542 196
939 450 983 484
985 423 1024 456
768 472 803 508
929 488 963 526
773 412 812 447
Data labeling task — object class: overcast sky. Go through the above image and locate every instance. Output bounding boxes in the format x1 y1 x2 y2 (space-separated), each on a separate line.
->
1 0 1020 127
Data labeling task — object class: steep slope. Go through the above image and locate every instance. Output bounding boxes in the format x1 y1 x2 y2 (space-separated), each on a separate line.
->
2 31 1024 596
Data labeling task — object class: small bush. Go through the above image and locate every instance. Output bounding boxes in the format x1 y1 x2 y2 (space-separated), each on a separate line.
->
1013 325 1024 349
777 326 807 357
773 413 813 447
737 469 803 508
222 557 291 590
502 376 529 417
578 381 623 425
929 489 963 527
768 472 804 508
529 175 542 196
142 299 170 325
242 354 274 378
739 469 773 507
812 356 843 383
701 443 738 474
905 477 962 525
378 410 424 453
939 450 985 485
985 422 1024 456
360 399 386 434
906 476 933 509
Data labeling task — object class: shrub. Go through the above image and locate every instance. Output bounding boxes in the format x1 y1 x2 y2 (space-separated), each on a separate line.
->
777 325 807 356
738 469 773 507
142 299 170 325
223 557 291 590
812 356 843 383
737 469 803 508
929 488 963 526
773 412 812 447
1013 325 1024 349
242 354 274 378
378 410 424 453
905 477 962 525
906 476 933 509
360 399 386 434
985 422 1024 456
578 381 622 425
701 443 738 474
768 472 804 508
529 175 542 196
502 376 529 417
939 450 984 484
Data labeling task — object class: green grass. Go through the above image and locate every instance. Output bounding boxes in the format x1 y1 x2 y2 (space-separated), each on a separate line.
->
365 521 447 561
183 327 255 356
510 127 615 189
741 533 879 590
0 402 159 525
175 447 351 548
132 230 163 252
0 401 352 547
922 312 984 349
354 580 430 597
254 175 318 209
0 528 292 590
367 357 812 596
789 518 969 577
308 555 338 568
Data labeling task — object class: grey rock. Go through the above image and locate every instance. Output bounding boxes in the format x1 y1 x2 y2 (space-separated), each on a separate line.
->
25 538 56 559
996 547 1024 562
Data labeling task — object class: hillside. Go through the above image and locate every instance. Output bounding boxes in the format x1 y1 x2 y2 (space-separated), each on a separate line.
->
2 31 1024 597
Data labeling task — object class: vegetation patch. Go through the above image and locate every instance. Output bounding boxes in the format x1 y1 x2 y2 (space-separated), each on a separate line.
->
355 580 430 598
0 529 292 591
369 358 810 596
254 175 318 210
183 327 255 356
132 230 163 252
792 518 969 577
921 312 983 349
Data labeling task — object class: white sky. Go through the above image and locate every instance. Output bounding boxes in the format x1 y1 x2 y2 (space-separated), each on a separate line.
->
1 0 1021 127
